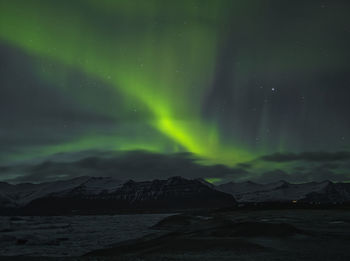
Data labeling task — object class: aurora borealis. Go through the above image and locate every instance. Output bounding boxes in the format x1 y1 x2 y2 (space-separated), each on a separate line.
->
1 0 350 183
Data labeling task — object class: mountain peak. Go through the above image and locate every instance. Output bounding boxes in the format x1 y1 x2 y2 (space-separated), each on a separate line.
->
14 175 236 214
217 179 350 203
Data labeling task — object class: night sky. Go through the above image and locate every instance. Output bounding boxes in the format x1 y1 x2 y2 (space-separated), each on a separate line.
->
1 0 350 183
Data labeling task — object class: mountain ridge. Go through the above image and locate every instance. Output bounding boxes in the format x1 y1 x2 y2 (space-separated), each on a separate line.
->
1 176 350 215
0 176 236 214
217 180 350 203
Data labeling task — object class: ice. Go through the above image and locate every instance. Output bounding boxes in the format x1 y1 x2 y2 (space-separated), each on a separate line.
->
0 213 172 257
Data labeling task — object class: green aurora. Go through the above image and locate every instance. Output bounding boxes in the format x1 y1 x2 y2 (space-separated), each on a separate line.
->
0 0 350 182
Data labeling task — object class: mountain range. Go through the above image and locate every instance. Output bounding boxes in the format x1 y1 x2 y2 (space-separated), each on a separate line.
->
0 176 235 214
0 176 350 214
217 180 350 204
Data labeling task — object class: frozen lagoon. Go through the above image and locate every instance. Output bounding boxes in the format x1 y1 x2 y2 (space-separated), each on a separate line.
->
0 214 172 256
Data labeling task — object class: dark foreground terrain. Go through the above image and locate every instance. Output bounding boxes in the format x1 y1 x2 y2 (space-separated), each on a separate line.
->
1 209 350 260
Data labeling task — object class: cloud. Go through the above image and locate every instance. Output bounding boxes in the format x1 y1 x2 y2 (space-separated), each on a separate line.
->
2 149 349 184
256 167 349 184
235 163 252 169
260 151 350 162
250 151 350 183
1 150 248 183
253 169 289 184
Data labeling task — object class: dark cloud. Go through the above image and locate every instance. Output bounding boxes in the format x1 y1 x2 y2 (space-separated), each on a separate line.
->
260 151 350 162
1 150 248 183
252 151 350 183
235 163 252 169
314 163 339 171
1 149 349 184
253 169 289 184
293 166 306 172
0 166 10 172
256 167 349 184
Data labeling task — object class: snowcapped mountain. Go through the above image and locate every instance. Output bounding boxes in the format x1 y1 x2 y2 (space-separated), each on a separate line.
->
0 176 236 214
0 176 123 207
217 180 350 203
99 176 234 205
1 176 349 214
300 182 350 203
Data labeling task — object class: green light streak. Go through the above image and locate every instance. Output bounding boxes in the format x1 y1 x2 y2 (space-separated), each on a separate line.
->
0 0 256 166
204 178 223 184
